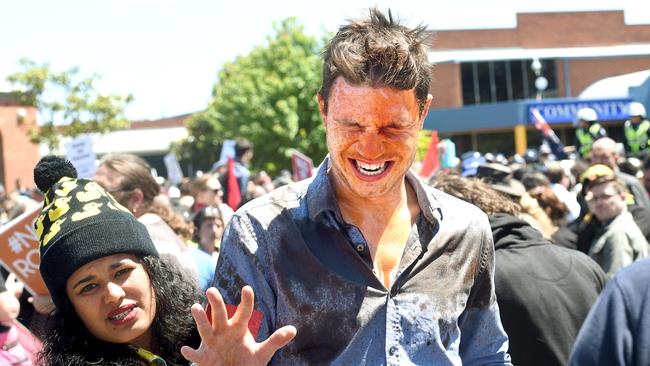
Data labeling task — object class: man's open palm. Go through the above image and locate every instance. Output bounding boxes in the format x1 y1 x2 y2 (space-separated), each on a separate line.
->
181 286 297 366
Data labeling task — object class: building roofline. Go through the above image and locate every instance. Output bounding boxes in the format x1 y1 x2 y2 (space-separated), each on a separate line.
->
428 43 650 64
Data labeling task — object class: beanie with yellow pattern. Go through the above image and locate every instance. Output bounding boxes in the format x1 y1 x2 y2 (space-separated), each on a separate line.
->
34 155 158 306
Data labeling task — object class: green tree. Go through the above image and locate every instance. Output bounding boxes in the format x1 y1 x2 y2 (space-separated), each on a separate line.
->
180 18 326 175
6 59 133 150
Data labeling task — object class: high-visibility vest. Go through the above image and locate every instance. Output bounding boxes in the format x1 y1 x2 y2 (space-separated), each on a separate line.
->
624 119 650 154
575 123 603 156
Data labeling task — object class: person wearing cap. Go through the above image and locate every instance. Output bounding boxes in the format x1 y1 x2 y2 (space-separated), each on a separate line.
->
34 156 201 365
476 163 557 239
580 164 648 278
574 107 606 158
35 156 294 366
589 137 650 209
623 102 650 157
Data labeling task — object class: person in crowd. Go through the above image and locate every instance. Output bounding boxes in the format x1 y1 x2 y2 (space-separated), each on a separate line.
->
528 186 569 227
546 162 581 222
643 155 650 197
270 169 294 189
574 107 606 158
581 164 648 277
520 170 550 191
231 139 254 202
0 271 42 366
94 154 198 272
213 139 254 208
553 165 650 256
589 137 650 208
190 174 233 224
35 156 292 366
432 173 606 366
183 8 511 365
33 156 202 365
192 205 225 260
0 273 21 330
569 257 650 366
569 159 590 194
520 172 569 227
623 102 650 157
476 163 556 238
252 171 275 195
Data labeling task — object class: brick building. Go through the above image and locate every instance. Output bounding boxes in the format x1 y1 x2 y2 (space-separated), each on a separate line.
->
0 93 40 192
423 10 650 155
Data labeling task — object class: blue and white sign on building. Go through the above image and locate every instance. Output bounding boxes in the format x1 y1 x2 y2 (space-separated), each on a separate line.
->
528 98 633 124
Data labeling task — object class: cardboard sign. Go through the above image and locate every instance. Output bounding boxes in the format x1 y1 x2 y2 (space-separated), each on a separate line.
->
291 150 313 182
0 206 48 296
65 135 97 178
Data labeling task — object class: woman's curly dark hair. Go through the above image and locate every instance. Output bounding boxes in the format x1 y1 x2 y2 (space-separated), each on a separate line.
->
36 256 201 366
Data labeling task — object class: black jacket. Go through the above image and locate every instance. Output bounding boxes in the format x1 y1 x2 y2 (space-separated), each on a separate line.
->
490 213 607 366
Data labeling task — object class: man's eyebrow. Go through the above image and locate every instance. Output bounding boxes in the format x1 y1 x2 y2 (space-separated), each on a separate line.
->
335 119 361 126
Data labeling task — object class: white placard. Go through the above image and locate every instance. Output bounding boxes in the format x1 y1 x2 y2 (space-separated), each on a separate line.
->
64 135 97 178
163 152 184 185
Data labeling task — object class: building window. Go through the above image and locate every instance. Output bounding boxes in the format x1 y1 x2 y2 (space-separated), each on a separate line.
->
461 59 557 105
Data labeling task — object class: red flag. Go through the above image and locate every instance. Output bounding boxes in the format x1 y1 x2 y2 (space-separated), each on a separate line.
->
419 130 440 178
531 108 560 144
226 157 241 209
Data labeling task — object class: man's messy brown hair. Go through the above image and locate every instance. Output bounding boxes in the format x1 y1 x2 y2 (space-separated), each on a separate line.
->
319 8 432 114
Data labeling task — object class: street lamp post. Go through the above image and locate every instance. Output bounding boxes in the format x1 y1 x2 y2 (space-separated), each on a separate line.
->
531 58 548 101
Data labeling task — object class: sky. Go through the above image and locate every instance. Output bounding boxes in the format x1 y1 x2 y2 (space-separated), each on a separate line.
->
2 0 649 121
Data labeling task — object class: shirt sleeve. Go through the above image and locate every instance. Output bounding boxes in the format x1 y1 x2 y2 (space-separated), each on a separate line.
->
568 276 632 366
211 213 277 341
458 218 512 365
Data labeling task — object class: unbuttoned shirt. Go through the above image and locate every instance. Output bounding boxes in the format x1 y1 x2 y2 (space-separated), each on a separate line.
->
213 158 511 365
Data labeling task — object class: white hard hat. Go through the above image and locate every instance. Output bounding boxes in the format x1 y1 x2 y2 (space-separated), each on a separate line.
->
576 107 598 123
628 102 646 118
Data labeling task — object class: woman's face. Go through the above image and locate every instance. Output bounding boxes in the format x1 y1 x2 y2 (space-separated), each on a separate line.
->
66 254 156 349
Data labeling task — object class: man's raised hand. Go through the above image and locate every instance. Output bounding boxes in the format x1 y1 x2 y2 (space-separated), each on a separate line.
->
181 286 297 366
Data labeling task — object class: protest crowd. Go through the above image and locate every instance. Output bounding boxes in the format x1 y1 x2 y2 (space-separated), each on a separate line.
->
1 7 650 366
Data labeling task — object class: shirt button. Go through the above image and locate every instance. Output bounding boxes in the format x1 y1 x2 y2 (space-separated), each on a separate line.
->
356 244 365 252
388 346 398 356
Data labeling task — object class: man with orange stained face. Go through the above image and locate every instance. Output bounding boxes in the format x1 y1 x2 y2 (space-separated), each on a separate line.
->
189 8 511 366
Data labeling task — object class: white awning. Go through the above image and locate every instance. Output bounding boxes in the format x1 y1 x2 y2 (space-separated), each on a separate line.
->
91 127 188 155
578 69 650 99
428 43 650 64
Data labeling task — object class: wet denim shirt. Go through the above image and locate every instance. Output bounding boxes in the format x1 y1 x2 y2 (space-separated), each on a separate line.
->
213 158 511 365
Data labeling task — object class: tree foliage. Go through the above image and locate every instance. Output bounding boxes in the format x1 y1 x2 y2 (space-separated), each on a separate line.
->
6 59 133 150
178 18 327 175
